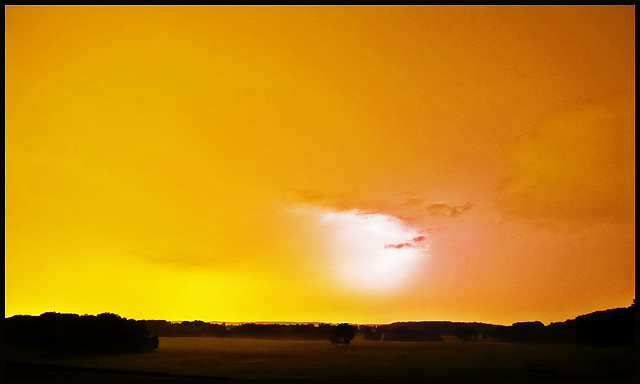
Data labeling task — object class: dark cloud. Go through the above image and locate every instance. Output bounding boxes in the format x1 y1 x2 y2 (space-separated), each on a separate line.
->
356 211 379 216
290 188 361 212
396 215 418 222
451 202 474 217
402 198 425 207
500 94 634 223
427 202 475 217
292 189 326 203
384 235 428 250
384 242 412 249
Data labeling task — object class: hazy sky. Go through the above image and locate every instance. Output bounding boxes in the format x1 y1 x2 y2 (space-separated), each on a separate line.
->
5 6 635 325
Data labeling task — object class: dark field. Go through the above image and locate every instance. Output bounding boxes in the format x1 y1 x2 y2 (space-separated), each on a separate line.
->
5 336 635 380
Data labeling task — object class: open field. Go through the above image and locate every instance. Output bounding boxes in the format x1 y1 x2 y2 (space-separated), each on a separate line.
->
5 336 635 379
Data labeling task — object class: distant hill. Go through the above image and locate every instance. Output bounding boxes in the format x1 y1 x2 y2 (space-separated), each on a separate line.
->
544 305 635 347
570 306 631 323
381 321 499 337
488 305 636 347
359 303 635 346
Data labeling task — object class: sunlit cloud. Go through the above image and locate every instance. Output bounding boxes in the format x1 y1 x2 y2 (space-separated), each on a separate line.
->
315 208 428 294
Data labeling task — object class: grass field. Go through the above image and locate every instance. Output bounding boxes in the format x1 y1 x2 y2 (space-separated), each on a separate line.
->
5 336 635 379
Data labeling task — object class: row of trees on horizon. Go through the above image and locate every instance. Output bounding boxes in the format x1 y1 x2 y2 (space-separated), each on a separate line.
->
5 302 634 356
145 303 634 347
5 312 159 356
378 304 635 347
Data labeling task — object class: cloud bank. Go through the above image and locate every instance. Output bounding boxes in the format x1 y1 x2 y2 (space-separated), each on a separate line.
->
500 94 635 223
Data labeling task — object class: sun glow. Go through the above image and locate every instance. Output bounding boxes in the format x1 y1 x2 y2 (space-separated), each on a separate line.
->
319 210 428 293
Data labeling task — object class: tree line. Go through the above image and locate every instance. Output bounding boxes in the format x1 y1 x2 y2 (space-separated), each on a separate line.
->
397 303 635 347
360 302 634 347
6 302 633 354
145 320 352 341
360 325 443 341
487 305 635 347
5 312 159 356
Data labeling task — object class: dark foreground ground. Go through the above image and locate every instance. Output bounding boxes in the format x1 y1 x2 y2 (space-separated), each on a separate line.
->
5 361 228 380
5 336 636 380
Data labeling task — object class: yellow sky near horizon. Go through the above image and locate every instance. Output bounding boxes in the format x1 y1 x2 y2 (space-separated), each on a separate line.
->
5 6 635 325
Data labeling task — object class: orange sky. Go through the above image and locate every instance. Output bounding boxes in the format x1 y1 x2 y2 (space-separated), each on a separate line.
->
5 6 635 325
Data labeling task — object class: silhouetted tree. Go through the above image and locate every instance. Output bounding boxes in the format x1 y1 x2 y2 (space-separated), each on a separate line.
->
330 323 356 345
453 327 479 341
361 325 383 341
490 321 545 343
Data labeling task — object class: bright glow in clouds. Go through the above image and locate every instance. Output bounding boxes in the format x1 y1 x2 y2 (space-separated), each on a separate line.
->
319 210 428 293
